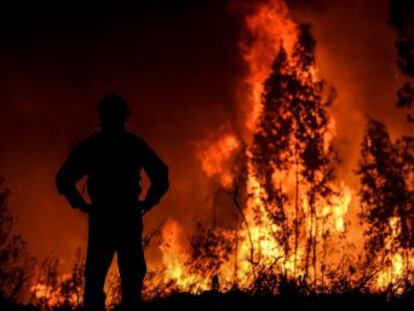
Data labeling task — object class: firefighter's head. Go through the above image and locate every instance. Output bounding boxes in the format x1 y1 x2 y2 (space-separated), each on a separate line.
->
98 92 130 131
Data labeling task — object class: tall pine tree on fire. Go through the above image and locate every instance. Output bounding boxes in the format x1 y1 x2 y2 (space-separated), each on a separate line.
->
252 24 338 284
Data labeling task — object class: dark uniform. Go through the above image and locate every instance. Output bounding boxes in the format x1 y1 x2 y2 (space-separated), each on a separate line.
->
56 129 169 310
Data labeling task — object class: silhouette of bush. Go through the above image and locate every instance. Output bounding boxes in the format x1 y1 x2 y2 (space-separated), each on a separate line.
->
0 177 34 303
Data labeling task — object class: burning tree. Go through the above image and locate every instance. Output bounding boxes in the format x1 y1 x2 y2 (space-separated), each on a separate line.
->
357 119 414 290
251 24 338 286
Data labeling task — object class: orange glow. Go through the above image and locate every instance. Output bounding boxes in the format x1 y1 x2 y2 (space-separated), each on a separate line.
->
143 0 355 294
198 134 240 188
26 0 412 306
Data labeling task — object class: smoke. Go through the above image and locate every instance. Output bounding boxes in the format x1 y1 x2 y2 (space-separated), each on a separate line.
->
0 0 243 270
288 0 405 166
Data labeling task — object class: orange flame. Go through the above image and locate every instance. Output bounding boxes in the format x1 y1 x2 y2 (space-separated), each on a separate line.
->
238 0 297 132
153 0 355 293
198 133 240 188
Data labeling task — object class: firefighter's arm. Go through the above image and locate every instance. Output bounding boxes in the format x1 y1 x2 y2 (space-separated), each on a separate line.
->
56 142 89 211
141 142 169 212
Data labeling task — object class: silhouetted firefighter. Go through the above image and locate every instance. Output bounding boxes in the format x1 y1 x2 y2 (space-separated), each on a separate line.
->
56 93 169 310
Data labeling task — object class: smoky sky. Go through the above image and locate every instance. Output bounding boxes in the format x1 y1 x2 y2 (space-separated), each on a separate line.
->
0 0 244 266
0 0 404 269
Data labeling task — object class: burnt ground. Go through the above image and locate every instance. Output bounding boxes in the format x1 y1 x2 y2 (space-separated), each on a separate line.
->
2 290 414 311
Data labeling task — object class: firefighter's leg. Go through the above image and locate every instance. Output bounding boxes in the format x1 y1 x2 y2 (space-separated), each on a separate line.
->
83 222 115 311
117 228 146 309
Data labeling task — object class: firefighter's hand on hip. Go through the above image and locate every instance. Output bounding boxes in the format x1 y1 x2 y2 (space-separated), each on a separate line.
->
137 201 153 216
77 202 93 214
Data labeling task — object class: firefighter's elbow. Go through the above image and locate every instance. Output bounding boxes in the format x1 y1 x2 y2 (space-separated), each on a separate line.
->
55 171 68 195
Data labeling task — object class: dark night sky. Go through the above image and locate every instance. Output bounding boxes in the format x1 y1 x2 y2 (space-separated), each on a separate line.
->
0 0 245 266
0 0 405 269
